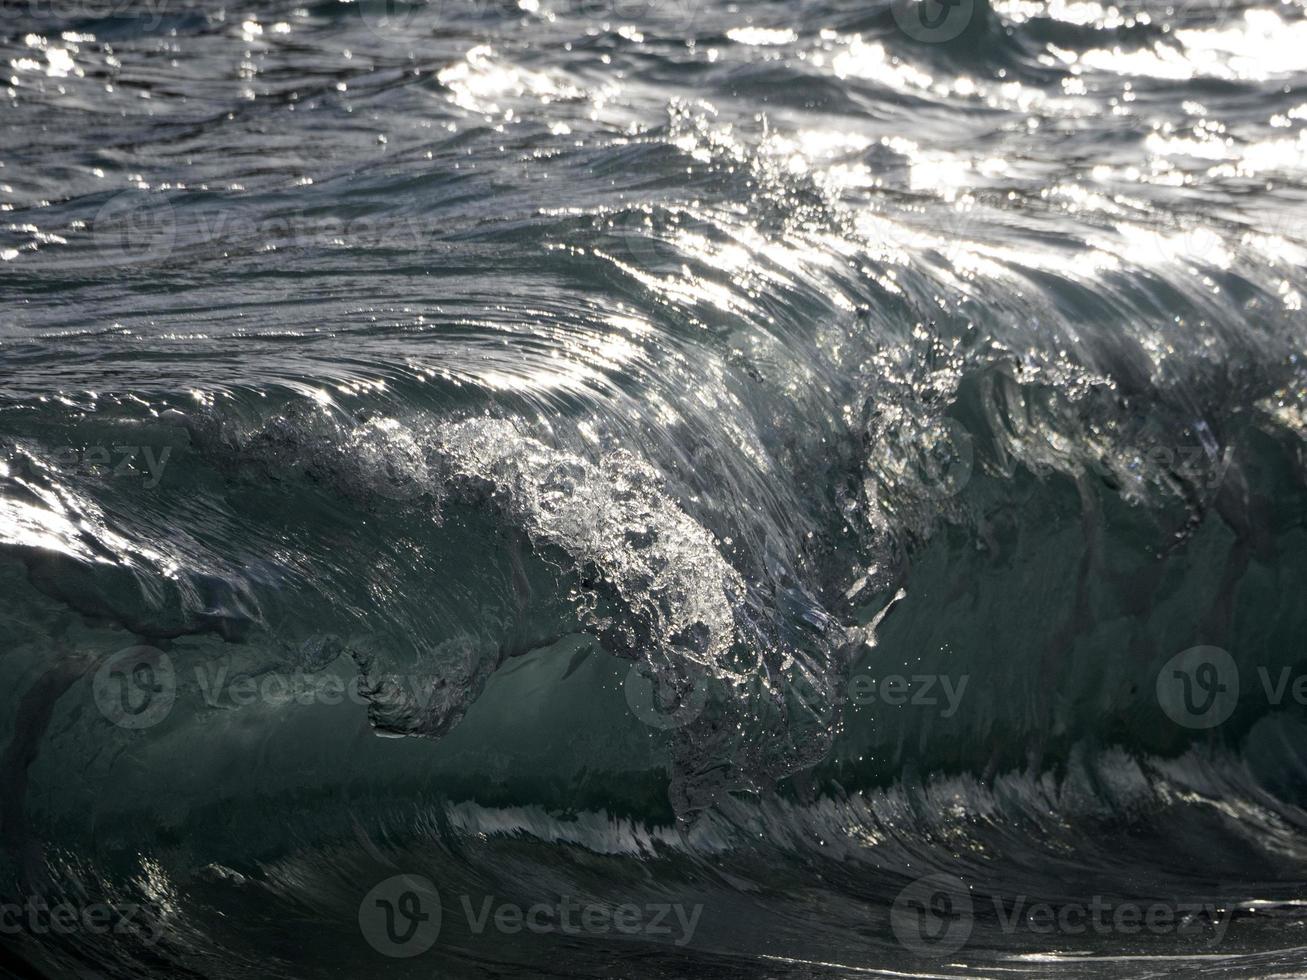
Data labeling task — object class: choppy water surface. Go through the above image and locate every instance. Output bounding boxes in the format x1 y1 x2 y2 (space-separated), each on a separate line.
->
4 0 1307 975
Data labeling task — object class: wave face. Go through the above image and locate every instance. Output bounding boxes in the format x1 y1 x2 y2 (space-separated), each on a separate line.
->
4 0 1307 975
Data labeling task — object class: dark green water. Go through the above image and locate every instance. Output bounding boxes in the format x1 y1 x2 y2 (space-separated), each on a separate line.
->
3 0 1307 975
